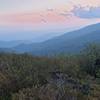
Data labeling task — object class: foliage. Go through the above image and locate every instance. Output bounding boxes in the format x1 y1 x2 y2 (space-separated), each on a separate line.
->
0 44 100 100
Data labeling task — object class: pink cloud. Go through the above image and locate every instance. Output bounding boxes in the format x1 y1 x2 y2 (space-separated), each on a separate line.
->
0 10 68 26
0 0 100 28
0 6 100 31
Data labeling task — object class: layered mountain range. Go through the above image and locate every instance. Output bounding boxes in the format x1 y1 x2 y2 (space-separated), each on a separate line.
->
0 23 100 55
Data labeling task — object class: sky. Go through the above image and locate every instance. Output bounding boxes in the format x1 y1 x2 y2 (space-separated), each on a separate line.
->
0 0 100 41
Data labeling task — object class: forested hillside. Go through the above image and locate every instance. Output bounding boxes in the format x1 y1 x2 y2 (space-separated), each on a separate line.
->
12 23 100 55
0 44 100 100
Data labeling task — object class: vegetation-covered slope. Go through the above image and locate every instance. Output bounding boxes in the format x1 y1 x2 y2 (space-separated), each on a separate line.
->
12 23 100 55
0 44 100 100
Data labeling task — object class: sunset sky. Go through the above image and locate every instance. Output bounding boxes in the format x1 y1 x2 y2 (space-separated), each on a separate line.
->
0 0 100 41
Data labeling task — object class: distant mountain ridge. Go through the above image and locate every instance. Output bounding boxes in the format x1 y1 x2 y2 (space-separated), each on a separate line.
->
0 40 32 48
0 23 100 55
